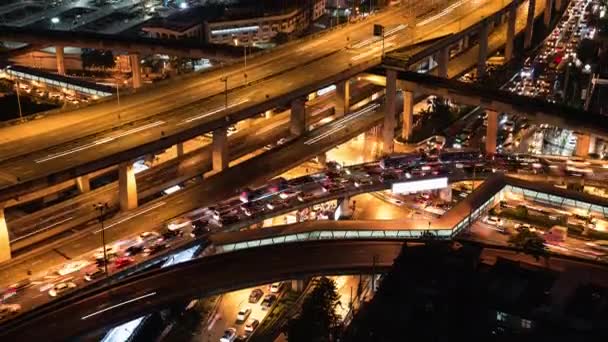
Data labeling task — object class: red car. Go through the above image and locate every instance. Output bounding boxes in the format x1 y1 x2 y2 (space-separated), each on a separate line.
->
113 257 134 269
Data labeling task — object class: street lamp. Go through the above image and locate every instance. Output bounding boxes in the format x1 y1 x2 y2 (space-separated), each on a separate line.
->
14 80 23 122
93 202 110 276
220 76 228 109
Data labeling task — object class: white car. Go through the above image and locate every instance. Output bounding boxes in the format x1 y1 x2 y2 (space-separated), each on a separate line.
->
48 281 77 297
236 307 251 322
515 223 536 232
483 216 503 227
269 282 282 293
138 231 160 244
0 304 21 320
57 260 90 276
93 245 118 260
167 218 191 231
220 327 237 342
244 318 259 332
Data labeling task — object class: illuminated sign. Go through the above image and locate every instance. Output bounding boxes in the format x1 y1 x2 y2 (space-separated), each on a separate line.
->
391 177 448 194
211 25 259 36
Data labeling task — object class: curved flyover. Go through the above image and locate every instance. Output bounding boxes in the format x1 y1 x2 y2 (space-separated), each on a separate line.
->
0 240 404 342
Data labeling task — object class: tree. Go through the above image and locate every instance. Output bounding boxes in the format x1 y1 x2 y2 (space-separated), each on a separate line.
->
514 205 528 219
508 226 549 263
81 49 116 69
288 277 341 342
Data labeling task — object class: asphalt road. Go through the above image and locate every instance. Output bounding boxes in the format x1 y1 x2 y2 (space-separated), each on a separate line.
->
0 0 521 195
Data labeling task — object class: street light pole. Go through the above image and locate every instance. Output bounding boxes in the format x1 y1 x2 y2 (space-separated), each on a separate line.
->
14 80 23 122
220 77 228 109
94 202 110 276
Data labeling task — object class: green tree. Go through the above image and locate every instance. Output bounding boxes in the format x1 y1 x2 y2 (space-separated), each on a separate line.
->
288 277 341 342
81 49 116 69
514 205 528 219
508 226 549 263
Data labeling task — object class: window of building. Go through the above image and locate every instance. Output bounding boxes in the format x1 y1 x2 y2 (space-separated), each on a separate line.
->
521 319 532 329
496 311 507 322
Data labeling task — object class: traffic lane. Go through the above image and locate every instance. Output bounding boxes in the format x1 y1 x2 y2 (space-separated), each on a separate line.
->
0 1 419 161
0 0 506 190
0 107 385 297
6 86 363 248
0 241 404 341
208 286 272 341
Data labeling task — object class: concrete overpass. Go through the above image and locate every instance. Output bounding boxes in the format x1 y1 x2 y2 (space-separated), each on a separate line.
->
0 0 529 205
0 0 564 262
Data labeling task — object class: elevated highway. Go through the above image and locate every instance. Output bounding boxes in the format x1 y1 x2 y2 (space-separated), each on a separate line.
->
0 0 527 203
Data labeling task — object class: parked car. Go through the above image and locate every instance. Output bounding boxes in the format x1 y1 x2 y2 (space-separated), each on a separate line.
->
220 327 237 342
261 294 277 310
244 318 260 333
248 289 263 303
236 307 251 323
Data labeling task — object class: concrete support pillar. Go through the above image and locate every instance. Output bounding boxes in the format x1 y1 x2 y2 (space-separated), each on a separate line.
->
544 0 553 27
462 34 469 49
212 127 229 172
290 98 307 136
130 53 142 89
477 21 490 78
382 69 397 155
485 110 498 154
336 80 351 116
505 5 517 62
317 153 327 167
56 45 65 75
0 208 9 262
76 175 90 193
176 142 185 157
291 279 305 292
437 46 449 78
339 196 352 218
401 90 414 141
119 161 138 211
575 133 591 157
525 0 536 49
555 0 562 10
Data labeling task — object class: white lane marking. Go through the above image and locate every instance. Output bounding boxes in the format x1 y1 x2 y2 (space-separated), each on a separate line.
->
304 103 380 145
417 0 471 27
35 121 166 163
81 292 157 320
179 99 249 124
93 201 166 233
11 216 75 243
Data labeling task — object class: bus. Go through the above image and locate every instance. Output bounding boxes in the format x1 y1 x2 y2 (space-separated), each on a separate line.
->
380 153 422 169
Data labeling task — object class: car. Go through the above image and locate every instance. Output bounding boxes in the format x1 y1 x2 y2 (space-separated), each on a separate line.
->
162 229 182 240
248 288 264 303
279 189 299 200
190 220 210 238
236 307 252 322
244 318 259 333
93 245 119 261
167 218 191 231
143 243 168 256
84 268 106 282
113 256 135 269
483 215 503 227
220 327 237 342
138 231 160 244
0 304 21 320
261 294 277 310
7 279 31 293
125 244 144 256
57 260 90 276
48 281 77 297
515 223 536 232
269 282 282 293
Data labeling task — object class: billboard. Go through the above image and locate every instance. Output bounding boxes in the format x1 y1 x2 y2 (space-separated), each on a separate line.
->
391 177 448 194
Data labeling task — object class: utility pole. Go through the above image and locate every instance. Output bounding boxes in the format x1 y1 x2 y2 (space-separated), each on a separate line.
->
14 80 23 122
220 77 228 109
94 202 110 276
